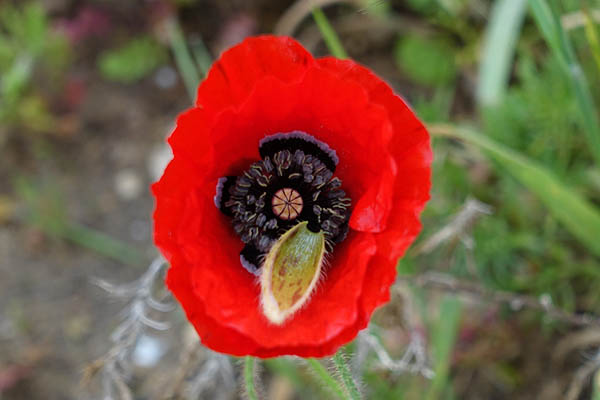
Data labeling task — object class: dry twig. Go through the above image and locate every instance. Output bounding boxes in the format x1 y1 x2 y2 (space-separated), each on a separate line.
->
561 9 600 30
408 272 600 328
84 257 173 399
412 198 493 256
565 350 600 400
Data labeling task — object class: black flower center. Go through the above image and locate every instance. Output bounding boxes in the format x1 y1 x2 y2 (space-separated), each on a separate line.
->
214 131 352 274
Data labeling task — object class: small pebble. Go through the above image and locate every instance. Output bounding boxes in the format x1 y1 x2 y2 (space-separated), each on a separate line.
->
114 169 143 201
154 66 177 89
147 143 173 181
132 334 165 368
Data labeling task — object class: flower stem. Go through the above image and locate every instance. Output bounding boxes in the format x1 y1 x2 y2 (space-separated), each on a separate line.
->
311 8 348 59
244 356 259 400
306 358 348 399
333 350 362 400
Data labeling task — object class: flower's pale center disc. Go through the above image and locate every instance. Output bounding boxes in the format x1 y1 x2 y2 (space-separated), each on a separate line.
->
271 188 303 220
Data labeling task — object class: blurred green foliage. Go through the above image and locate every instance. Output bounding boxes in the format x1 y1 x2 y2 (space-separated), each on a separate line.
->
394 35 457 86
286 0 600 396
0 2 70 136
343 0 600 398
15 176 144 265
410 0 600 301
98 36 167 83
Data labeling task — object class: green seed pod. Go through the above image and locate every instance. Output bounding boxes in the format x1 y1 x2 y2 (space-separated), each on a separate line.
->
260 221 325 325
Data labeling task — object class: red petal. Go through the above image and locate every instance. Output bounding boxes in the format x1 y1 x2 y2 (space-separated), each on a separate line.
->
196 36 313 112
153 36 431 357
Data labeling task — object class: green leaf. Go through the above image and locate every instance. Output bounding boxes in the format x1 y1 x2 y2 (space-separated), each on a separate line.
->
394 35 457 86
1 54 33 104
98 37 167 83
433 124 600 258
477 0 528 106
405 0 436 13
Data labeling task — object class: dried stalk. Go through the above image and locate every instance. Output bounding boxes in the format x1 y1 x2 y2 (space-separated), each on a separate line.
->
408 272 600 328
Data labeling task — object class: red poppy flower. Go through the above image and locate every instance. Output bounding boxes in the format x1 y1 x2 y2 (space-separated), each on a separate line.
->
152 35 431 358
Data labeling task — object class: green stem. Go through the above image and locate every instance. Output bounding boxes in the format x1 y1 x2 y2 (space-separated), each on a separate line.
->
311 8 348 59
244 357 259 400
166 16 200 103
333 350 361 400
306 358 348 399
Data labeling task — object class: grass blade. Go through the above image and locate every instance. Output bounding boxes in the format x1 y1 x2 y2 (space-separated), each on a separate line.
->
431 124 600 258
15 177 143 265
528 0 600 165
425 295 462 400
189 34 213 77
583 7 600 73
312 8 348 59
594 369 600 400
165 16 200 103
477 0 528 106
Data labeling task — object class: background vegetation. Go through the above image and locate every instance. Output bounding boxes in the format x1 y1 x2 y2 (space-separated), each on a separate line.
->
1 0 600 399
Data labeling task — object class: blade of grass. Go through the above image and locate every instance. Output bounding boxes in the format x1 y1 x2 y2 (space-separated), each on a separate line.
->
15 177 143 265
477 0 528 106
431 124 600 258
594 369 600 400
332 350 361 400
528 0 600 165
312 8 348 59
165 16 200 103
62 223 144 266
583 7 600 73
307 358 349 399
244 357 259 400
189 34 213 77
425 296 462 400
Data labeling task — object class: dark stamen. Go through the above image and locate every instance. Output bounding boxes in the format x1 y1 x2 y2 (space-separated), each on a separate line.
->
215 131 351 273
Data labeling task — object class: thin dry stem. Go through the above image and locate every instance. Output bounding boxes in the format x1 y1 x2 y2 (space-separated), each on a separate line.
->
409 272 600 327
412 198 492 256
561 9 600 30
84 257 172 399
565 351 600 400
161 342 203 400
